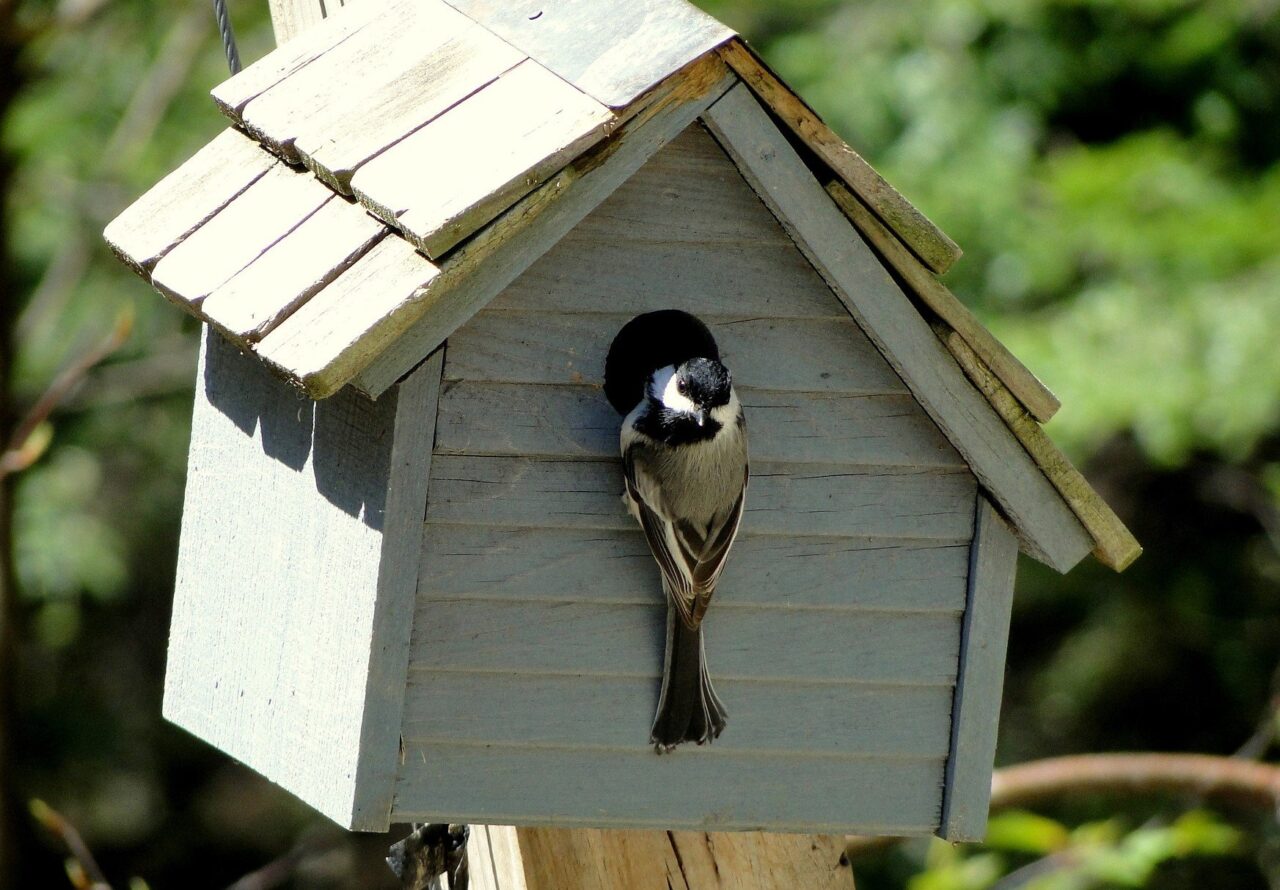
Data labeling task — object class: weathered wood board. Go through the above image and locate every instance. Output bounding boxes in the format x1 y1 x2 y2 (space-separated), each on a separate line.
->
150 164 331 306
938 325 1141 571
411 597 962 682
103 129 277 274
941 497 1019 840
718 40 961 274
403 673 955 755
218 0 385 115
257 234 440 370
239 0 469 162
426 455 976 539
439 0 734 108
201 195 387 342
827 181 1060 422
163 330 438 831
420 526 972 611
703 83 1093 573
295 25 523 192
351 58 615 257
441 312 910 394
436 382 962 467
393 746 944 833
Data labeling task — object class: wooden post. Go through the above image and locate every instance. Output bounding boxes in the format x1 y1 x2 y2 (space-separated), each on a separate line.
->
469 825 853 890
260 3 855 886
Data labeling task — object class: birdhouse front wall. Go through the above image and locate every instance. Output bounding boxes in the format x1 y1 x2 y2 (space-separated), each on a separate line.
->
394 124 982 834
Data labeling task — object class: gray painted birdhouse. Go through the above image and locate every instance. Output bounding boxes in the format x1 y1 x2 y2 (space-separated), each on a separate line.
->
103 0 1139 839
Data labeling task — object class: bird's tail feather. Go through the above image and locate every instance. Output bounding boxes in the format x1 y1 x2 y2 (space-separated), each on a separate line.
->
651 606 727 750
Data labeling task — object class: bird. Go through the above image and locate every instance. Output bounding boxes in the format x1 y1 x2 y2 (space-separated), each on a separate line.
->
603 310 749 751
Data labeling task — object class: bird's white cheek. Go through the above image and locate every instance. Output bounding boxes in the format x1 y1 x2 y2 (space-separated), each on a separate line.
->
659 373 698 414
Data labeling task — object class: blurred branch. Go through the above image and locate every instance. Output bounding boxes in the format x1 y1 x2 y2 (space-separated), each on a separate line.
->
102 5 210 172
57 339 197 412
847 753 1280 858
0 310 132 479
990 753 1280 813
224 833 343 890
29 799 111 890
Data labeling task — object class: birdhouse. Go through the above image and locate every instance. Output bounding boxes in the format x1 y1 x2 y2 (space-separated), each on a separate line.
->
103 0 1139 841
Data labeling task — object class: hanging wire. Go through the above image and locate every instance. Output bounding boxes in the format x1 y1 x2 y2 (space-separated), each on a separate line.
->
213 0 243 75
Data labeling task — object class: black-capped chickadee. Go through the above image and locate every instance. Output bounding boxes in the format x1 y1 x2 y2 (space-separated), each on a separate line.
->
604 310 749 751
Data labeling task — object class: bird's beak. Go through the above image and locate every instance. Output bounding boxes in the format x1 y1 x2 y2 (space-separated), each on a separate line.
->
696 411 707 428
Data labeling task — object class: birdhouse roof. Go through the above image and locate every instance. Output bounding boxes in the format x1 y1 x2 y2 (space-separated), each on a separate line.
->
103 0 1139 572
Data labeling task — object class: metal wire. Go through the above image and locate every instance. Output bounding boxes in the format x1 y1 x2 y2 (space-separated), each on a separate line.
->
213 0 242 75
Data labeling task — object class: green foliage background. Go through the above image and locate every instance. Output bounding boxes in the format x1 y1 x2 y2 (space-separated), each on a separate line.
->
3 0 1278 886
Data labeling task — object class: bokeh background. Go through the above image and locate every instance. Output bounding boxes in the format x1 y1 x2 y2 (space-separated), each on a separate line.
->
2 0 1278 886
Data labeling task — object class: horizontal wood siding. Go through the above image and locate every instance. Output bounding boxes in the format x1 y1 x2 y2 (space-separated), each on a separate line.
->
402 673 953 756
437 382 963 467
393 747 944 835
396 123 971 833
427 455 974 539
420 526 971 612
442 311 907 394
411 599 961 683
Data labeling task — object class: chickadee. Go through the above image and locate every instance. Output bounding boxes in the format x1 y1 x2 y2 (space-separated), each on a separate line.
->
604 310 749 751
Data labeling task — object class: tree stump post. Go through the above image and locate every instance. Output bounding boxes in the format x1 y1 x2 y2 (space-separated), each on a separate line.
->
469 826 855 890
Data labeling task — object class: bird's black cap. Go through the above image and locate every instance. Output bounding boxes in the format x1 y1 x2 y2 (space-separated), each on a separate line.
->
603 310 721 415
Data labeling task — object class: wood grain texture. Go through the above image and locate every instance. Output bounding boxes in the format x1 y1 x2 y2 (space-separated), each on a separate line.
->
702 84 1093 573
425 455 976 539
537 124 793 246
295 24 523 193
937 325 1141 571
352 59 615 258
441 311 908 394
402 672 954 755
468 826 529 890
347 349 444 829
483 125 855 319
491 240 843 318
410 598 961 683
940 497 1019 841
221 0 378 116
256 234 440 378
103 129 276 274
337 55 737 399
827 182 1060 423
150 164 331 306
718 40 961 275
201 195 387 343
439 0 734 108
241 0 468 163
420 525 971 610
436 382 960 467
393 745 944 833
163 330 418 830
515 828 854 890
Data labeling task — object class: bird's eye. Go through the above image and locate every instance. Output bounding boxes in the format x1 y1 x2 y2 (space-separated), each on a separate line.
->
676 380 687 394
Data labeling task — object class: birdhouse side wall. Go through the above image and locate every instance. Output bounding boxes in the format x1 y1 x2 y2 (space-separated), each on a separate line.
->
163 331 437 831
395 125 980 834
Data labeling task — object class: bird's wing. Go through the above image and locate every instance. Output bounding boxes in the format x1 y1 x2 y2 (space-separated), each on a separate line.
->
624 446 747 629
624 446 699 627
687 467 747 625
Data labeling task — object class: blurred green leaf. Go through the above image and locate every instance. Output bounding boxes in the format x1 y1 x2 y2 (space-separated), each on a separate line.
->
985 810 1072 854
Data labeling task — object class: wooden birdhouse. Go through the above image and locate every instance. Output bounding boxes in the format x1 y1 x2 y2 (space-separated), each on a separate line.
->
104 0 1139 842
